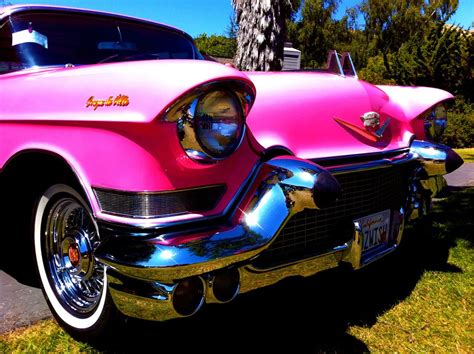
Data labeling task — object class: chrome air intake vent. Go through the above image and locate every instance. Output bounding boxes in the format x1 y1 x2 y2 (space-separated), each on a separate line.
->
94 185 226 218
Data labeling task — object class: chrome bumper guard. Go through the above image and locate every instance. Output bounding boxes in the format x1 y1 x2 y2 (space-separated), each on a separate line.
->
406 140 463 219
96 140 463 321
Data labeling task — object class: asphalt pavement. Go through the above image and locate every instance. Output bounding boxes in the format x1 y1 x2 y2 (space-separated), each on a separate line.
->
1 162 473 334
444 161 474 187
0 271 50 333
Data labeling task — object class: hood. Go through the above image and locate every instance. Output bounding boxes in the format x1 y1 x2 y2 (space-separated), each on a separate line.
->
0 60 253 123
246 72 451 159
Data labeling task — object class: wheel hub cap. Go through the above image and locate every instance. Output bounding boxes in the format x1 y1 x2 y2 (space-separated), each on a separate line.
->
68 243 80 267
44 197 104 315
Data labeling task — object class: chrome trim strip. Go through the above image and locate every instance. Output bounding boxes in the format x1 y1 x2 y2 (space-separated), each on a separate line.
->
327 151 416 175
311 148 410 167
94 184 227 197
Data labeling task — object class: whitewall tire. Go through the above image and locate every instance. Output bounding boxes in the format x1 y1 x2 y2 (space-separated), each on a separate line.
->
34 184 119 338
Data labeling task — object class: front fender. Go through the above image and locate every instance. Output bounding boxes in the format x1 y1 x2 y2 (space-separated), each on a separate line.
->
0 122 259 225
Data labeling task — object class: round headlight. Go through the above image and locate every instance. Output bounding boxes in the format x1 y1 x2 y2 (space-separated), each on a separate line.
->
194 90 245 158
424 104 447 141
164 80 255 163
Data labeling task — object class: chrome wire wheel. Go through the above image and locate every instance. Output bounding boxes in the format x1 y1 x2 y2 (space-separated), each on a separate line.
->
44 197 104 315
35 184 111 331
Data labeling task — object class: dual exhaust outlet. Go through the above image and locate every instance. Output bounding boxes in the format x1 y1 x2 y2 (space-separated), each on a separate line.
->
170 268 241 317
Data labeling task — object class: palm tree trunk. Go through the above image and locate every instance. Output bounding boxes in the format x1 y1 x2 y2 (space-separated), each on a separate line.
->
232 0 292 71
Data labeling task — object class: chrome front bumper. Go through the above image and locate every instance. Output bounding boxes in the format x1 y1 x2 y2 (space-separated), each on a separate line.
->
95 140 463 321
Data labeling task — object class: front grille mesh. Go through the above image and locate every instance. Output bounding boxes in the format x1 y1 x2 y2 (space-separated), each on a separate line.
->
253 166 404 269
94 184 226 218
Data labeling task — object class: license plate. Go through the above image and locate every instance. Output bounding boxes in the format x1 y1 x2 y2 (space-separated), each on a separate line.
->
355 210 391 252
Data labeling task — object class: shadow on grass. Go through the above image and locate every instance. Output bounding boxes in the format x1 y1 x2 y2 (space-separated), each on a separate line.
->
2 187 473 352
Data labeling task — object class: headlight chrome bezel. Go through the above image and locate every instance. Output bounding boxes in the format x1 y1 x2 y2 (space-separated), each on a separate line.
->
164 81 255 163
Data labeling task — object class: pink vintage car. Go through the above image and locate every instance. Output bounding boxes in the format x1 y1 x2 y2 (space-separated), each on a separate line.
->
0 4 463 339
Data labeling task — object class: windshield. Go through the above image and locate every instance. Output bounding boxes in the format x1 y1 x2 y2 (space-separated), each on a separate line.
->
0 11 201 74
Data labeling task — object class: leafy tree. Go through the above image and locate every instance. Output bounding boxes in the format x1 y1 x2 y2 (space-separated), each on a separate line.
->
441 112 474 148
357 19 472 102
232 0 298 71
194 34 236 58
287 0 350 68
358 55 395 84
441 98 474 148
390 22 472 98
358 0 459 74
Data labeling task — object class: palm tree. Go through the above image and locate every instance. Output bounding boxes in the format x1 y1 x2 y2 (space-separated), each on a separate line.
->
232 0 295 71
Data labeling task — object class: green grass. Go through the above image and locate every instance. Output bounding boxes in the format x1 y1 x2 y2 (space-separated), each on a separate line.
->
0 319 96 353
455 148 474 163
1 188 473 352
349 239 473 352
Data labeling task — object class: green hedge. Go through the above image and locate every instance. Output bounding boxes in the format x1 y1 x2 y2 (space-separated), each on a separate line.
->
441 100 474 148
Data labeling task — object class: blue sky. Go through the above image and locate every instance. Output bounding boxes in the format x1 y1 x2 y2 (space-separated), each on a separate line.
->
4 0 473 37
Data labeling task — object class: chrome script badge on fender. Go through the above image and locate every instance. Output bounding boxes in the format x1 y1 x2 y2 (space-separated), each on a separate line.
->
86 94 129 110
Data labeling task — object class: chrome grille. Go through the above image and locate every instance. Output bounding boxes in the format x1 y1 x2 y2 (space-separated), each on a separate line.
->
253 166 404 269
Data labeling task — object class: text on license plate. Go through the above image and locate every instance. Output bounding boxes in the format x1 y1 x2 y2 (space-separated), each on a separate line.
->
355 210 391 251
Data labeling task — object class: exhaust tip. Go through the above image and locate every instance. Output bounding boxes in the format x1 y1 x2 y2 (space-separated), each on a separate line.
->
172 277 205 317
211 269 240 303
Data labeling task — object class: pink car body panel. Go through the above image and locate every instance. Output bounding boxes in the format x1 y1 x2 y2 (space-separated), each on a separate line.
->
246 72 454 159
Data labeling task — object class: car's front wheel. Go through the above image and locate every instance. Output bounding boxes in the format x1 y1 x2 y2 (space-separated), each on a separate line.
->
34 184 120 340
